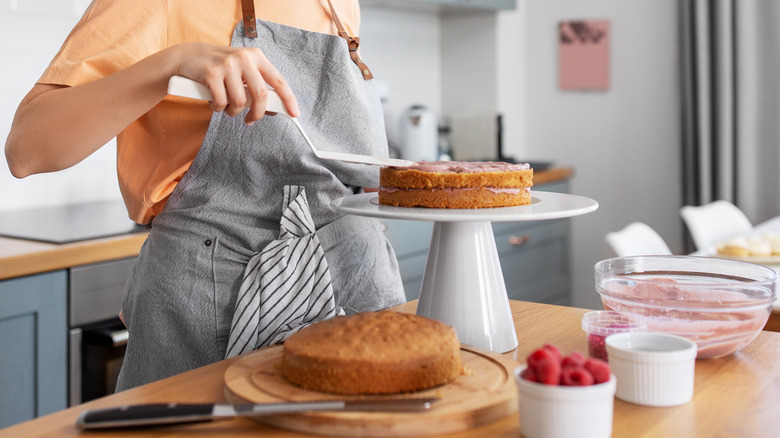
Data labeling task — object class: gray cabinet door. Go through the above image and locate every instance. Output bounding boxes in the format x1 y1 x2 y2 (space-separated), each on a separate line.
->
0 271 67 428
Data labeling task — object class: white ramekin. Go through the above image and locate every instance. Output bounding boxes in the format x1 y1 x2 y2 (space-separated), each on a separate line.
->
606 332 697 407
514 366 616 438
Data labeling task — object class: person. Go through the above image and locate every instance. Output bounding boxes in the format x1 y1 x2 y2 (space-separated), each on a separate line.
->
4 0 405 390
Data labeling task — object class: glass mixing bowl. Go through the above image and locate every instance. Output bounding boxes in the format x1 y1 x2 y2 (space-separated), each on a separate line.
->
595 256 777 359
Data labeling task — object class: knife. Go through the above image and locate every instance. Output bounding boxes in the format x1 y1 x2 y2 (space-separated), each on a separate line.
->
76 398 439 430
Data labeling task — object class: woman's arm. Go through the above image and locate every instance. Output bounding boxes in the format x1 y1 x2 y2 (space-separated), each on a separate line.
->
5 42 300 178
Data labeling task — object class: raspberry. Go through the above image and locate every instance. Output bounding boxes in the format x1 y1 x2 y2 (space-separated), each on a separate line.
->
560 366 595 386
561 351 586 369
535 357 562 385
526 347 557 371
525 344 608 387
584 358 612 384
541 344 562 362
521 367 538 383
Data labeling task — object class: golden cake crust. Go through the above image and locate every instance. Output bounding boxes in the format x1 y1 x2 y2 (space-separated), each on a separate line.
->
378 187 532 209
281 312 462 395
378 161 534 209
379 167 533 189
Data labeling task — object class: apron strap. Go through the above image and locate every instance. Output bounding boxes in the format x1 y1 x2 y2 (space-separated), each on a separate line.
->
240 0 373 80
241 0 258 38
326 0 374 80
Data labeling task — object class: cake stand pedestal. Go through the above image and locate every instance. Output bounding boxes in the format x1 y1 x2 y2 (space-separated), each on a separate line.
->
333 191 598 353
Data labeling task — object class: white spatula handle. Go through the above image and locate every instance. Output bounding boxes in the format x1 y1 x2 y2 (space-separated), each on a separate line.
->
166 76 289 116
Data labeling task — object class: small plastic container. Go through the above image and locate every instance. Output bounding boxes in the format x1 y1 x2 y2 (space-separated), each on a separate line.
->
581 311 647 361
515 366 616 438
606 332 697 407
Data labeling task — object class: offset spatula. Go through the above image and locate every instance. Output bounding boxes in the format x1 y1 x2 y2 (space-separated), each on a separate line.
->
76 398 438 430
167 76 416 167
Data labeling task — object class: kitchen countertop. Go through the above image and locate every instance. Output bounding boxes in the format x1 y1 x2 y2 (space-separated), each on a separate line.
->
2 299 779 437
0 167 573 282
0 231 148 281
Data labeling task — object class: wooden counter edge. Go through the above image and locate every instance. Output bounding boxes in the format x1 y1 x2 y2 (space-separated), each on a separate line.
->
765 309 780 333
534 166 573 185
0 232 148 280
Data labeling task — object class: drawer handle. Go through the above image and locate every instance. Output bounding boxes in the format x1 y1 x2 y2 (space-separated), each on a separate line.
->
110 329 129 347
94 328 129 347
508 235 531 246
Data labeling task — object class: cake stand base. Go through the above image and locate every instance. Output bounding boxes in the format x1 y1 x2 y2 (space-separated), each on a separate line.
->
332 192 599 356
416 221 518 353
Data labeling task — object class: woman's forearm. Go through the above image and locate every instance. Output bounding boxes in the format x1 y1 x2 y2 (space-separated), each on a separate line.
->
5 42 299 178
5 47 180 178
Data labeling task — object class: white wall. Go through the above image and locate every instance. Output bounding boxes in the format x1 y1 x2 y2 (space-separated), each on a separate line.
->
359 6 442 154
366 1 685 310
0 0 121 213
516 0 684 308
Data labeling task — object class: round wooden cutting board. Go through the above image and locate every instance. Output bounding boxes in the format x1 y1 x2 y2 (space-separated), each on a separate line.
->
223 345 520 437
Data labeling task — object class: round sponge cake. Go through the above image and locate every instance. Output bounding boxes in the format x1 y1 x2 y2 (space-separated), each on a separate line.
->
281 311 461 395
379 161 533 209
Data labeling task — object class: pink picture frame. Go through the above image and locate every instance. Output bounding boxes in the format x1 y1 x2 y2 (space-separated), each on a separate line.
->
559 19 610 91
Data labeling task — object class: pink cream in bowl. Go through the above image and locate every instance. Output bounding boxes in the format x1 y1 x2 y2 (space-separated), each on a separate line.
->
595 255 777 359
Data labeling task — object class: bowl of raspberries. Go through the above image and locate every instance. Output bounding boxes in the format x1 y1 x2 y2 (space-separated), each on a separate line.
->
514 344 616 438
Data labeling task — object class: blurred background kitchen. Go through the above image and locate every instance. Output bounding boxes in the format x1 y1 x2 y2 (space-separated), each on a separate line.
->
1 0 779 313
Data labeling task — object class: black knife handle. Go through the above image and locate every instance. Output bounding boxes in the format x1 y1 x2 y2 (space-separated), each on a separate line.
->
76 403 216 429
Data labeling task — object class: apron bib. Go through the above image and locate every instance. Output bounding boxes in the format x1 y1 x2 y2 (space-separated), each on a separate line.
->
116 15 405 390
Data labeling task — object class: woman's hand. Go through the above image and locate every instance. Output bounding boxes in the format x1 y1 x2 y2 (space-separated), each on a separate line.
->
174 43 300 125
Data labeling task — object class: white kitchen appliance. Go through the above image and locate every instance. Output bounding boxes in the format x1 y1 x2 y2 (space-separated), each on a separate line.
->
449 112 500 161
399 105 438 162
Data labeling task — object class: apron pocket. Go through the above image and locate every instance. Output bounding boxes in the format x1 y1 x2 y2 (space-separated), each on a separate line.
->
211 237 255 353
316 216 405 313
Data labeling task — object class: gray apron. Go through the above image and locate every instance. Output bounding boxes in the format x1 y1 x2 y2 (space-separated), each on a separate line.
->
116 18 405 390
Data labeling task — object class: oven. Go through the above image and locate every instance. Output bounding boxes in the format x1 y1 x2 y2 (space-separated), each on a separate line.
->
68 257 134 406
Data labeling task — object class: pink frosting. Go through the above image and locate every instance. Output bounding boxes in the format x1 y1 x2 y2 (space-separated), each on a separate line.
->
380 187 529 194
392 161 531 173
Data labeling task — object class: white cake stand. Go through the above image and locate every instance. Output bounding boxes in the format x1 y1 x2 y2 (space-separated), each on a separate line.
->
332 191 598 353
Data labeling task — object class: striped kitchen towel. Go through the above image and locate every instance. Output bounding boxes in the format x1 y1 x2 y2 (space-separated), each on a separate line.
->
224 185 344 358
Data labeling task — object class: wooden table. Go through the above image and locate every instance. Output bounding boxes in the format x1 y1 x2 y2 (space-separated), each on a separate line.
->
2 300 779 437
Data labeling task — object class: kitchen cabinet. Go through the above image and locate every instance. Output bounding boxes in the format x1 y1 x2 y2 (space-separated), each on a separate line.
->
361 0 516 12
384 180 572 305
0 271 67 429
0 256 135 428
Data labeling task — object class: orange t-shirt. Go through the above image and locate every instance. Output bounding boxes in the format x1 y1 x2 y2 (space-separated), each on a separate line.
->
37 0 361 224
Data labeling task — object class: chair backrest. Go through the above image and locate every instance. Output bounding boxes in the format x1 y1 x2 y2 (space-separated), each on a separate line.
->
605 222 673 256
680 200 753 251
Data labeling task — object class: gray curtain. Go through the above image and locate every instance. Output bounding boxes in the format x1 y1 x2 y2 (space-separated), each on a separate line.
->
680 0 780 230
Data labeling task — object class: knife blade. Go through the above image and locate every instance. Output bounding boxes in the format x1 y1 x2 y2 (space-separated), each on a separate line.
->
76 398 439 430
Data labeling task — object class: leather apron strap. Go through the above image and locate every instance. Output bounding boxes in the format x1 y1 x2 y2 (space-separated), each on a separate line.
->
324 0 374 79
241 0 258 38
239 0 373 79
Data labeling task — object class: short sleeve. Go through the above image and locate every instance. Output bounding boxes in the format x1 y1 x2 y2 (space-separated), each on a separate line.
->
38 0 168 87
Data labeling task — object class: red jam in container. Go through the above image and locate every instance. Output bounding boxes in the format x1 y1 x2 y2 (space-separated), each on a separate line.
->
581 311 647 361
